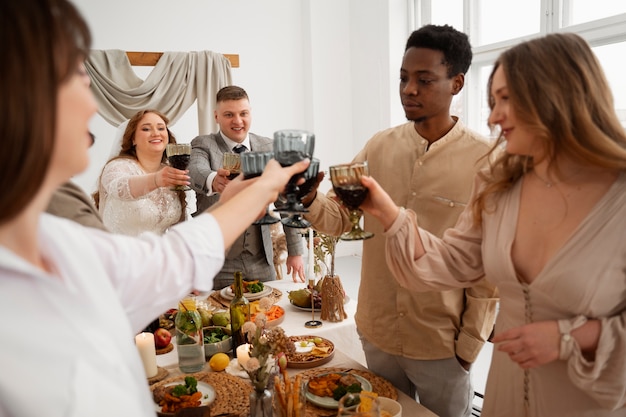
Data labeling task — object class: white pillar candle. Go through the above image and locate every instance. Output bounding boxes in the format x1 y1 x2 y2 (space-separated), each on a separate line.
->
135 332 158 378
237 343 251 368
308 228 315 280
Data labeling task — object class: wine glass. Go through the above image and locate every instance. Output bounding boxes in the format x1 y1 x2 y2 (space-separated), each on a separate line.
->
337 392 381 417
272 129 315 227
240 151 280 225
166 143 192 191
275 158 320 228
222 152 242 180
329 161 374 240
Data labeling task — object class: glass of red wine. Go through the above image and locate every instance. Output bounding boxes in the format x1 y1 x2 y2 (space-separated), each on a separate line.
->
275 158 320 228
240 151 280 225
329 161 374 240
222 152 242 180
166 143 192 191
273 129 315 227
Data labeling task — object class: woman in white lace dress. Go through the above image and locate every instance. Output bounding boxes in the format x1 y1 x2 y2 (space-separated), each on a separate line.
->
94 110 190 236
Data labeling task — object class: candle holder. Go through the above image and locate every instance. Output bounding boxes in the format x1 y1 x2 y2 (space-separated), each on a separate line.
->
304 228 322 328
304 277 322 328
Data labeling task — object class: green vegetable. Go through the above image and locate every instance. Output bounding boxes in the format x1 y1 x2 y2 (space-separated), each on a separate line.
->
171 376 199 397
184 376 198 394
203 328 231 344
332 383 362 401
248 282 264 293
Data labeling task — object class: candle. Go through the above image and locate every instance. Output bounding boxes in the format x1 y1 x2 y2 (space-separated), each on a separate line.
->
135 332 158 378
237 343 251 368
308 228 314 280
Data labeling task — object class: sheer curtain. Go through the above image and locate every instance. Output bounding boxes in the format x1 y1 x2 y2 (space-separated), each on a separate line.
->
86 50 232 135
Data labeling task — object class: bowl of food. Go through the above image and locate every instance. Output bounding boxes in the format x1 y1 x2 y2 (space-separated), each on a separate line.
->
378 396 402 417
202 326 232 358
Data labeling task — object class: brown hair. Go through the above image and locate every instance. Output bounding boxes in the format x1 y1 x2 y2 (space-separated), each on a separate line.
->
472 32 626 224
216 85 249 103
93 110 187 222
0 0 91 224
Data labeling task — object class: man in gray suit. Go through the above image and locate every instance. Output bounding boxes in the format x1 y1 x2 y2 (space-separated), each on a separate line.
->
189 85 305 289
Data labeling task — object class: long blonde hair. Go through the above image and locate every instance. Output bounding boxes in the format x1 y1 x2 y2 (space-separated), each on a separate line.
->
472 33 626 224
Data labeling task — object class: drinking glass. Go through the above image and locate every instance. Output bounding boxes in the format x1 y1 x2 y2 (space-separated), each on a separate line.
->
222 152 242 180
240 151 280 225
329 161 374 240
337 392 381 417
275 158 320 229
273 129 315 227
166 143 192 191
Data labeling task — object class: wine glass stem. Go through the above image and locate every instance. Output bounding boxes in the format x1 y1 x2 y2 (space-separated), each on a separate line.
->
349 209 363 232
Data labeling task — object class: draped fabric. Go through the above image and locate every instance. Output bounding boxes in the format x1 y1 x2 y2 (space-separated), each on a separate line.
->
85 50 232 134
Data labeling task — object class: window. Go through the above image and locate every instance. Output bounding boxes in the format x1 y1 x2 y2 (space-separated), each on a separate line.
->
412 0 626 137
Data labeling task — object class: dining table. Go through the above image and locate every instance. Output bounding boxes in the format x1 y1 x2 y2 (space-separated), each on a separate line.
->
150 278 438 416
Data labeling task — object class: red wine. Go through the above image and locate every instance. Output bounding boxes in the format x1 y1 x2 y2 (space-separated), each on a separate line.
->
276 150 306 167
227 172 240 180
168 154 190 170
333 184 368 209
243 172 262 180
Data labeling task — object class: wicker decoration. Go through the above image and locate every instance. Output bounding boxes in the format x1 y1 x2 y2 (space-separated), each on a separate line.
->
299 367 398 417
320 275 347 322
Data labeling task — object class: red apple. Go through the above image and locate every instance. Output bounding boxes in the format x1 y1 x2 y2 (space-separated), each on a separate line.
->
154 328 172 349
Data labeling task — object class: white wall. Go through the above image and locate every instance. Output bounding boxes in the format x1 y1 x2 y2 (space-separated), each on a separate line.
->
71 0 410 204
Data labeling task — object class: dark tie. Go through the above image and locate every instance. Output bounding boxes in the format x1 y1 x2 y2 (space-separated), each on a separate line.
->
233 144 247 153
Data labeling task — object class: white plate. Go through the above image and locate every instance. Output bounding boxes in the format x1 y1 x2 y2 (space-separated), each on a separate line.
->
289 295 349 312
219 285 273 301
305 373 372 409
154 381 216 413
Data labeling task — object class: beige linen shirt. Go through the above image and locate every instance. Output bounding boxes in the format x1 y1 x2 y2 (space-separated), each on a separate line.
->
306 120 498 362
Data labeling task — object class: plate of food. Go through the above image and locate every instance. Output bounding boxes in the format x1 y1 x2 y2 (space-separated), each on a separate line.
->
220 281 273 301
250 304 285 327
152 376 215 415
287 335 335 368
306 372 372 409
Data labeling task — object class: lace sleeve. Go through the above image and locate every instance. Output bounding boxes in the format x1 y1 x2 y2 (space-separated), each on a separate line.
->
100 159 145 201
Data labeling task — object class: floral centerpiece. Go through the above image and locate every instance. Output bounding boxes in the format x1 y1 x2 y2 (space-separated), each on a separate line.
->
240 297 295 417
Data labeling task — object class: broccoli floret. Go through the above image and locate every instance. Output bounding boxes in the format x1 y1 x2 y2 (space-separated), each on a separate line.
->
185 376 198 394
171 384 188 397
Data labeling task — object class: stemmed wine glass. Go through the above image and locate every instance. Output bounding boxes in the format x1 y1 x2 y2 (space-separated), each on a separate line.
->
240 151 280 225
166 143 192 191
272 129 315 227
329 161 374 240
222 152 242 180
275 158 320 228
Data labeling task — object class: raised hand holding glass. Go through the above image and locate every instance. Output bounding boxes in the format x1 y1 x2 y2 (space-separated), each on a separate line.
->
272 129 315 228
222 152 242 180
240 151 280 225
166 143 191 191
329 161 374 240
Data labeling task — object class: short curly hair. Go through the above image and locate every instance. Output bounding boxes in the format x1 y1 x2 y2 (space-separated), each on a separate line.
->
405 24 472 78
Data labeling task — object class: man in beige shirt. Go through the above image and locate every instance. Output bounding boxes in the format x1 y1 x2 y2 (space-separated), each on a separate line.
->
303 25 498 417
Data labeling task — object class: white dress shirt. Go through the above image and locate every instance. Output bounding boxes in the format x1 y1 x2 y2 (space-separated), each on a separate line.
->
0 213 224 417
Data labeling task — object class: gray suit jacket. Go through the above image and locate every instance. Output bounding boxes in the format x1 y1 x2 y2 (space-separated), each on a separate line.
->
188 132 303 269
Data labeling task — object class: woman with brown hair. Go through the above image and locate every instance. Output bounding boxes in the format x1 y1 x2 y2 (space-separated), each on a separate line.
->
94 109 189 235
0 0 308 415
360 33 626 416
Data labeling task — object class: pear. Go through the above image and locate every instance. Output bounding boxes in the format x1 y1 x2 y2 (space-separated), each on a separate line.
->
288 288 312 308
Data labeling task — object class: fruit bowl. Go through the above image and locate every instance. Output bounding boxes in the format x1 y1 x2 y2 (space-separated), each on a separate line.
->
203 326 232 358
